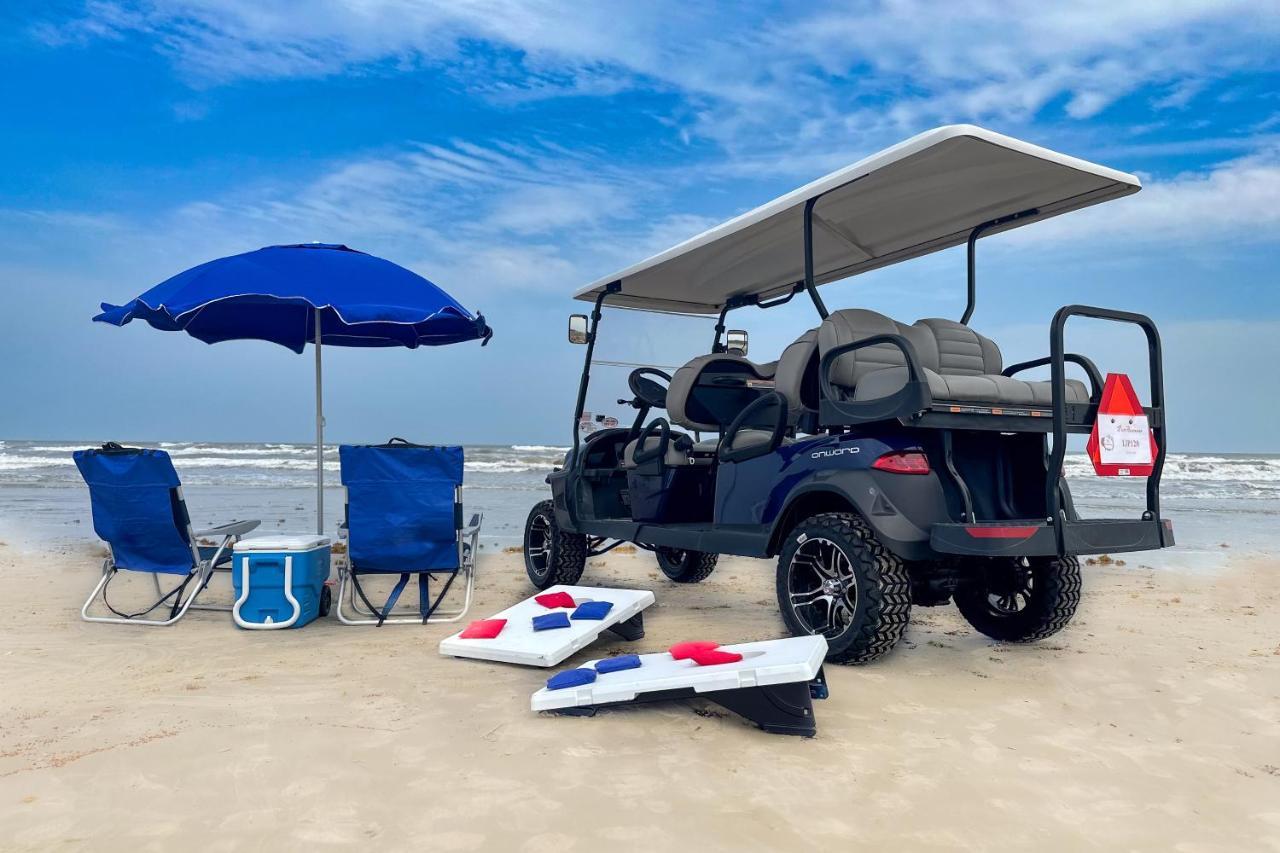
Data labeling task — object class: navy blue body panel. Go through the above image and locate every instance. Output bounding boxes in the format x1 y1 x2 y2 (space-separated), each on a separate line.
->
714 433 908 527
713 433 951 559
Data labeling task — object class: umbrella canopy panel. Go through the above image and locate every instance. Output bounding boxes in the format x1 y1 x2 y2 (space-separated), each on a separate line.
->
96 243 489 351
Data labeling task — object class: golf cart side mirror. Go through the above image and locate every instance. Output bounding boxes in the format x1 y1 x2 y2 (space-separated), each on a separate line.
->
726 329 748 356
568 314 590 345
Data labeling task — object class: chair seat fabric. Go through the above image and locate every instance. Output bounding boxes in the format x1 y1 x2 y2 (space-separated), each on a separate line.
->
340 443 464 572
73 448 196 575
853 366 1090 406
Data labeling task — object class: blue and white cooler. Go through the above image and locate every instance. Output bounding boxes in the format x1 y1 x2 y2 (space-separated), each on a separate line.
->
231 534 332 629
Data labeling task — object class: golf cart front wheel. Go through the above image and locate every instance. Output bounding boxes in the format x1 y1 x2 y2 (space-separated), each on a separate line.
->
523 500 587 590
776 512 911 664
953 555 1081 642
655 547 718 583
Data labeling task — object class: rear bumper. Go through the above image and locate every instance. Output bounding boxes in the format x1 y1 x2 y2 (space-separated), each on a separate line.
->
931 518 1174 557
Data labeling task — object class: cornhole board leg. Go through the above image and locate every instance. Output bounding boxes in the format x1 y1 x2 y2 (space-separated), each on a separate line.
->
551 673 826 736
606 611 644 641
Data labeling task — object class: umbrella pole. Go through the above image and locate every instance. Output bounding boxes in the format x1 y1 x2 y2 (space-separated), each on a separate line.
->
315 307 325 537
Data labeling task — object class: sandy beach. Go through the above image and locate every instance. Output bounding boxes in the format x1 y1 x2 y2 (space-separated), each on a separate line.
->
0 541 1276 851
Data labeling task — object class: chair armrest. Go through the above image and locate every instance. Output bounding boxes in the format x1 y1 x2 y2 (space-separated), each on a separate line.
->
718 392 787 464
461 513 483 536
818 334 932 425
195 519 261 538
631 417 671 467
1003 353 1103 401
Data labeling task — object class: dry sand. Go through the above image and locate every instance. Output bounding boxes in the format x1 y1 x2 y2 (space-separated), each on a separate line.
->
1 541 1278 851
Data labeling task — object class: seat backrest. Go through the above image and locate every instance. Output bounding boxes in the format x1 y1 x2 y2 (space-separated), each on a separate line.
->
666 353 771 432
339 442 463 572
73 446 197 574
772 328 820 426
914 318 1002 376
818 309 939 395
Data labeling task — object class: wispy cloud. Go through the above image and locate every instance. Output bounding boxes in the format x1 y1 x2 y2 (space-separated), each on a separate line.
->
1007 146 1280 247
34 0 1280 157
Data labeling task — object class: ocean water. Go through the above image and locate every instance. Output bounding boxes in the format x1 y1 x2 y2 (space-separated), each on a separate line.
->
0 439 1275 569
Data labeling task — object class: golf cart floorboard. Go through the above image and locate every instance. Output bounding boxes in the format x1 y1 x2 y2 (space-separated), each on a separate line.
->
579 520 771 558
931 518 1174 557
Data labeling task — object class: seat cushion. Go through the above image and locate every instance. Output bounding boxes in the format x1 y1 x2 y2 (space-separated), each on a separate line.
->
853 366 1089 407
622 433 691 468
691 429 791 455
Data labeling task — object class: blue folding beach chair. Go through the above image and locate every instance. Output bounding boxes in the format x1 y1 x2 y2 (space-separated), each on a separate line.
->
74 443 261 626
337 439 481 626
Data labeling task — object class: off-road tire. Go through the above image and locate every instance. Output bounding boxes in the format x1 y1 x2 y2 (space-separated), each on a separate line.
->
655 547 719 583
953 555 1081 642
776 512 912 664
523 500 587 590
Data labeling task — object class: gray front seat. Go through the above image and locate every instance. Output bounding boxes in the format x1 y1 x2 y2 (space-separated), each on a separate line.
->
819 310 1089 407
689 329 818 455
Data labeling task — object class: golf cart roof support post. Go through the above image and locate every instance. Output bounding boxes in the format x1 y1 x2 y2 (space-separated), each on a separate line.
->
572 282 621 455
961 207 1041 325
711 304 730 353
803 197 830 320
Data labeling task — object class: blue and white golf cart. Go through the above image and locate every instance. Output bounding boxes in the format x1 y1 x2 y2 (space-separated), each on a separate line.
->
524 125 1174 663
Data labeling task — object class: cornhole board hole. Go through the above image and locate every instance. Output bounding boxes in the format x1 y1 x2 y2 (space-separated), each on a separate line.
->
532 635 830 737
439 585 654 667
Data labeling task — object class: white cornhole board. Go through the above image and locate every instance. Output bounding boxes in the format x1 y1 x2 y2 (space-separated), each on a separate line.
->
439 584 654 667
532 635 829 736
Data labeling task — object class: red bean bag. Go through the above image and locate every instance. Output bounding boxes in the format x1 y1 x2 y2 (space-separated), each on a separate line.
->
669 640 721 660
459 618 506 639
534 591 576 609
688 648 744 666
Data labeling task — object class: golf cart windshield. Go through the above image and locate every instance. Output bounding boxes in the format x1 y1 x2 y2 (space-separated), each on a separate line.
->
575 125 1140 315
579 310 725 436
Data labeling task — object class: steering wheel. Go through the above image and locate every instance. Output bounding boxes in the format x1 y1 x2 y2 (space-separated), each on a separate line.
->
626 368 672 410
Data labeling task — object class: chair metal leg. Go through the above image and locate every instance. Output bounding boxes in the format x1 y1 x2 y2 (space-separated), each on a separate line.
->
81 559 213 627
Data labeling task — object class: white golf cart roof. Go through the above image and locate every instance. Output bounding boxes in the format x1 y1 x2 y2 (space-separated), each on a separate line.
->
575 125 1140 314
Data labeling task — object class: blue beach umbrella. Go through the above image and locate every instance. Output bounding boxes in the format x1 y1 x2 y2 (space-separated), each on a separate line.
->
95 243 492 534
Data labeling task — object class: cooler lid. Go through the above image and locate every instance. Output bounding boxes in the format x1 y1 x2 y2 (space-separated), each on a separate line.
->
233 534 331 552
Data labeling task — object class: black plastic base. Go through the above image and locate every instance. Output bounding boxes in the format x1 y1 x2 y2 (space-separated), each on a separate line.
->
606 611 645 641
554 670 827 737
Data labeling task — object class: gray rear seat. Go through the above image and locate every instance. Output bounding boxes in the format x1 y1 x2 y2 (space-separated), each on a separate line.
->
818 310 1089 407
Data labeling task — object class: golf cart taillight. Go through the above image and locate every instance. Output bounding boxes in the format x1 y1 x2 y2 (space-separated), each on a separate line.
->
872 451 930 475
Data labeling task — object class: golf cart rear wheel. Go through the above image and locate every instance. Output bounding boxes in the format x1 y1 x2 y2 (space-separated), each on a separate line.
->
523 500 587 590
776 512 911 664
953 555 1081 642
655 547 718 583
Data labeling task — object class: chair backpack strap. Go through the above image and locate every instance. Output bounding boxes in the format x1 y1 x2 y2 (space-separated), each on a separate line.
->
100 567 198 620
351 569 463 625
348 571 385 627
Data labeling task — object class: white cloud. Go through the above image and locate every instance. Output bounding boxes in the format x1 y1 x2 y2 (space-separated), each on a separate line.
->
1007 146 1280 247
33 0 1280 154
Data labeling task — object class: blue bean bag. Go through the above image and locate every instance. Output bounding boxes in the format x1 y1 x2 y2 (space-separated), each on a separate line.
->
571 600 614 620
546 668 597 690
532 611 572 631
595 654 641 674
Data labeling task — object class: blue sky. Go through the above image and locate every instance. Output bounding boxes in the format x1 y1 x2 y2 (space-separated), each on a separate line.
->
1 1 1277 451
